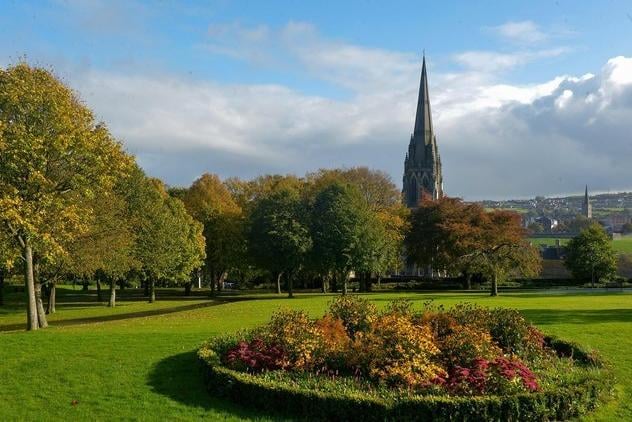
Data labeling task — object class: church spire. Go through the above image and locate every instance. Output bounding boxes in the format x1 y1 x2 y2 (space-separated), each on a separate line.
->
413 54 433 141
582 185 593 218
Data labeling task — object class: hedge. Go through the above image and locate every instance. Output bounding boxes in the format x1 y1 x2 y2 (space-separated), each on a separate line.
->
198 337 614 421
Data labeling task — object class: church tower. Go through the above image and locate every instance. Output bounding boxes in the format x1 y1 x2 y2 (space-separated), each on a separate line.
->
403 55 443 208
582 185 593 218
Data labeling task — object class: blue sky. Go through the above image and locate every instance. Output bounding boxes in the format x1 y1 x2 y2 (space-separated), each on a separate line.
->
2 0 632 199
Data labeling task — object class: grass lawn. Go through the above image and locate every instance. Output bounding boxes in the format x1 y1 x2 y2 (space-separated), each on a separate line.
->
1 287 631 421
529 236 632 254
613 237 632 253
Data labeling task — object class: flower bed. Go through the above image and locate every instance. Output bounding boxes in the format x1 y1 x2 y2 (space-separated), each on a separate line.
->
198 298 613 421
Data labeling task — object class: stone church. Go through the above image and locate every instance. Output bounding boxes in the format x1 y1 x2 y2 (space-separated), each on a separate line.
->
402 56 443 208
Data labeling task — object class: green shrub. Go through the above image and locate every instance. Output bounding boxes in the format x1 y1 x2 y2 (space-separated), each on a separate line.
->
327 295 376 337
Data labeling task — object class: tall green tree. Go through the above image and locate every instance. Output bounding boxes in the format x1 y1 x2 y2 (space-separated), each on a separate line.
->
310 182 371 294
247 189 312 297
132 176 205 303
565 223 617 286
0 64 132 330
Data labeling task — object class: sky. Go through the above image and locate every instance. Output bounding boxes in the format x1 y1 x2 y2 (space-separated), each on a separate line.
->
1 0 632 200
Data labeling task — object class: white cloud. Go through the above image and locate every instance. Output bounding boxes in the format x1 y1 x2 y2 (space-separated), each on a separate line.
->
452 48 569 72
489 21 547 44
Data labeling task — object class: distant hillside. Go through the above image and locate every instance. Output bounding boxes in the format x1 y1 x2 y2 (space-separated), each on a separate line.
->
479 191 632 218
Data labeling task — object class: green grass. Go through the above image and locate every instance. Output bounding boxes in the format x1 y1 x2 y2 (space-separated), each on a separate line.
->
529 236 632 254
613 237 632 253
1 287 631 420
528 237 570 247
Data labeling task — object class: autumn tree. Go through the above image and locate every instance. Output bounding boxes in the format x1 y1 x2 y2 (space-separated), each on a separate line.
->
247 189 311 297
565 223 617 286
0 230 18 306
468 210 541 296
182 173 243 295
406 198 540 296
61 174 139 308
0 64 132 330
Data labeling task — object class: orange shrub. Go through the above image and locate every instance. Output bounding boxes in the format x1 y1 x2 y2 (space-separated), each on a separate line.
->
255 309 322 370
351 313 446 388
439 325 502 368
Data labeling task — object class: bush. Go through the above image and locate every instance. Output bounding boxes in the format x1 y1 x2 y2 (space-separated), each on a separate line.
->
197 301 614 420
328 295 377 337
198 340 613 421
351 313 445 388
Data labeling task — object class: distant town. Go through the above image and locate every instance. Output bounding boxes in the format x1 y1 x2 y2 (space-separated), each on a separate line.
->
480 189 632 235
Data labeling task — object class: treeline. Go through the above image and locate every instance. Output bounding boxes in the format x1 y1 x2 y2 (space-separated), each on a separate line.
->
0 64 407 330
176 168 406 297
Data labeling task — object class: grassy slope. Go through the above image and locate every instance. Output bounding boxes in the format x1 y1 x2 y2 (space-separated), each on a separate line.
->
528 236 632 253
1 288 631 421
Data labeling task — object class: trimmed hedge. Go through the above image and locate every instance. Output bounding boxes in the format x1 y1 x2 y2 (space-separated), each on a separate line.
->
198 336 613 421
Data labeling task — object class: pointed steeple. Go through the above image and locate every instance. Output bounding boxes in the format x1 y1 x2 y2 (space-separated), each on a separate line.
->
413 54 433 142
584 185 589 202
582 185 593 218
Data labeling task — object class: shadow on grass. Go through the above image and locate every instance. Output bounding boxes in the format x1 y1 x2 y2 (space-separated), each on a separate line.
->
521 308 632 326
0 300 224 332
147 351 274 420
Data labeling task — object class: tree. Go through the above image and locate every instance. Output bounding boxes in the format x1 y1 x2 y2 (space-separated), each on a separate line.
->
0 230 18 306
133 177 205 303
469 211 541 296
62 173 140 309
247 189 312 297
306 167 407 291
182 174 243 295
405 198 541 296
310 182 371 294
0 64 132 330
621 222 632 235
565 223 617 286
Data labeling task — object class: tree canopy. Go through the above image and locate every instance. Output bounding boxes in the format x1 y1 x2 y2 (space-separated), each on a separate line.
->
565 223 617 285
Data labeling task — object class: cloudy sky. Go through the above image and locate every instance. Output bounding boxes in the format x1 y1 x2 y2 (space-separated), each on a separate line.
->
2 0 632 200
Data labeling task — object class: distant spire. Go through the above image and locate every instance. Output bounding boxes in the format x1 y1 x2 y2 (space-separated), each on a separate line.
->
583 185 592 218
413 54 433 140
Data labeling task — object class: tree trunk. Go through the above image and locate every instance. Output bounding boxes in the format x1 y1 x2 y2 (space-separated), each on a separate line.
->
96 278 102 302
287 272 294 298
275 271 282 294
82 280 89 291
342 273 349 295
184 282 192 296
34 262 48 328
331 273 338 293
0 267 5 306
24 241 39 330
143 280 149 297
149 277 156 303
365 272 373 292
464 273 472 290
376 275 382 290
219 271 227 291
46 282 56 314
108 281 116 308
321 275 328 293
490 273 498 297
